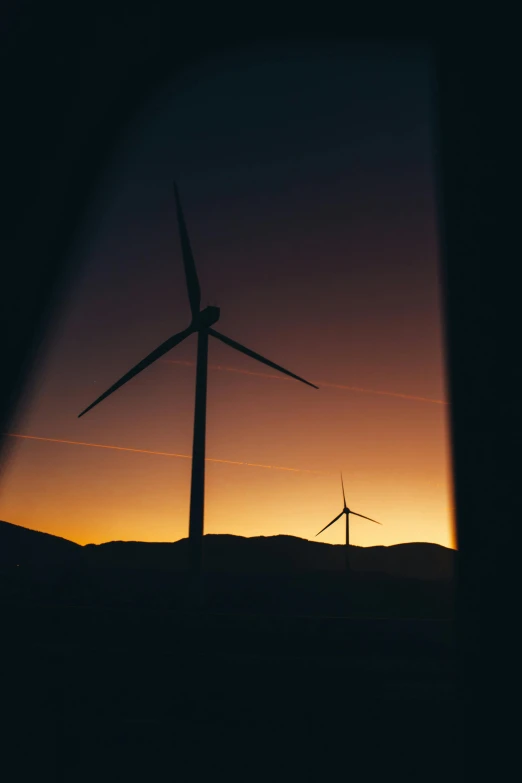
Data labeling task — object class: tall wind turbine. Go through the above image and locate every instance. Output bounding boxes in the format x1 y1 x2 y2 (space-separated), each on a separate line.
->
78 182 318 601
316 474 382 571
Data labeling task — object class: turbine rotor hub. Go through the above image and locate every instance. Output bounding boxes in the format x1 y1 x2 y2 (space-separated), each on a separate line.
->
196 305 220 328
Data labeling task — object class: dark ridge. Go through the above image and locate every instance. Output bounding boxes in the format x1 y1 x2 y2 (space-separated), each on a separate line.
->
0 520 453 617
84 532 455 581
0 519 82 566
1 520 455 580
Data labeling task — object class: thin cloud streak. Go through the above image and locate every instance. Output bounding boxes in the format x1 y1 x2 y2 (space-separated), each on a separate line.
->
162 359 448 405
6 433 326 475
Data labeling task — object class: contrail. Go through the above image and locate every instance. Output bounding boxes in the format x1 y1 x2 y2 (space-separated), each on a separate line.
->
317 382 448 406
6 433 325 475
162 359 448 406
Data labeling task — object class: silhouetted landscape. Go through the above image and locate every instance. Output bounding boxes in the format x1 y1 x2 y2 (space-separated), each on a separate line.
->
0 520 453 617
2 519 455 781
0 156 456 777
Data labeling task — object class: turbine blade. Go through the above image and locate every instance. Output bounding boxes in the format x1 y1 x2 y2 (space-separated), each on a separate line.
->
173 182 201 318
316 511 344 537
208 329 319 389
351 511 382 526
78 326 194 418
341 472 347 507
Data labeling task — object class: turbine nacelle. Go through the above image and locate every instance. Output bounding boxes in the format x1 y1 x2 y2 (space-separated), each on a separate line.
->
194 305 221 329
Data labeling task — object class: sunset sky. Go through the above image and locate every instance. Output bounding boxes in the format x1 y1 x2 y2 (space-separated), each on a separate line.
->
0 41 455 549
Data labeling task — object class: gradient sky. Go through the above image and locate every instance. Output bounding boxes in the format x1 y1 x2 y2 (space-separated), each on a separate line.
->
0 41 455 548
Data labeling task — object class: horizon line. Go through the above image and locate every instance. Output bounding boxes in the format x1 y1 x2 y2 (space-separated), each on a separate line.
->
0 518 456 551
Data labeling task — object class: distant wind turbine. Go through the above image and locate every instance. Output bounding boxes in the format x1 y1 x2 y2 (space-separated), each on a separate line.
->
78 182 318 604
316 474 382 572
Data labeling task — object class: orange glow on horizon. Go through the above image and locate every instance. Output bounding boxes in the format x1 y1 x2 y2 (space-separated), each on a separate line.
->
2 431 456 551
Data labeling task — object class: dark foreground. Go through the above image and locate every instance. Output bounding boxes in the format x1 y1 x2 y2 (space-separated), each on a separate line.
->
2 600 456 781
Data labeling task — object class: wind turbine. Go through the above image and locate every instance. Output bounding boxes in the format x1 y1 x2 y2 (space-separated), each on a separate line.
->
316 474 382 572
78 182 318 603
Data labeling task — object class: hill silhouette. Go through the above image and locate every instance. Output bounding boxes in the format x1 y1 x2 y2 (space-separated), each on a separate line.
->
0 519 83 566
0 521 454 579
0 521 454 617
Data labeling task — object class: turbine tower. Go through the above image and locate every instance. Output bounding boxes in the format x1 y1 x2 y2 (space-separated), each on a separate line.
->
78 182 318 604
316 474 382 572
